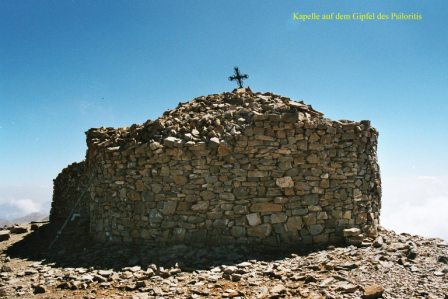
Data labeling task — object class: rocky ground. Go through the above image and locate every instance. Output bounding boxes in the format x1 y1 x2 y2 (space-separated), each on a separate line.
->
0 223 447 298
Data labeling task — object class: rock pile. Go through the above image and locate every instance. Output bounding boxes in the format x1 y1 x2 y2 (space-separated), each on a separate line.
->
1 225 447 298
86 88 323 151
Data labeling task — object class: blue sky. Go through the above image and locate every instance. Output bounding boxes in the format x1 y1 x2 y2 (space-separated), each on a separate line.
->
0 1 447 238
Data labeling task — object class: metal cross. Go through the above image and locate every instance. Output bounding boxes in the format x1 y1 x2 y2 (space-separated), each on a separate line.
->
228 67 249 88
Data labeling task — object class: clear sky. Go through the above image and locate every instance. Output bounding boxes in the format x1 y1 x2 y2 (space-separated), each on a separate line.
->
1 1 447 239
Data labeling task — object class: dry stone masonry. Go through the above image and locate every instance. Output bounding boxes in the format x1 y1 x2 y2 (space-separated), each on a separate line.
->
50 161 88 223
50 88 381 247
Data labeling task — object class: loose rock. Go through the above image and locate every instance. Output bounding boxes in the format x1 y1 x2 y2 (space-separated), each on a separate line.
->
9 226 28 234
362 284 385 299
0 231 10 242
32 284 46 294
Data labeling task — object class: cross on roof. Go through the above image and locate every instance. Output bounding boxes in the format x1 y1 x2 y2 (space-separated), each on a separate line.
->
228 67 249 88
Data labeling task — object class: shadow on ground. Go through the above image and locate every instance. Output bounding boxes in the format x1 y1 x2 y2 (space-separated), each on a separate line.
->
6 222 334 272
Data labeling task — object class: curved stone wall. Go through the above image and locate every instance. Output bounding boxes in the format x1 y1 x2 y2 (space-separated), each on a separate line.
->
51 90 381 247
86 120 380 246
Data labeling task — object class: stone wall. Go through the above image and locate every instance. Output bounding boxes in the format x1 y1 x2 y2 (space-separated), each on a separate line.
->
52 89 381 247
50 161 89 224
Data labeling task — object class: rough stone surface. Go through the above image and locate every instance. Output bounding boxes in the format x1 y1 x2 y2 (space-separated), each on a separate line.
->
275 176 294 188
50 88 381 247
343 228 362 237
362 284 385 299
32 284 47 294
50 161 89 224
246 213 261 227
0 225 447 298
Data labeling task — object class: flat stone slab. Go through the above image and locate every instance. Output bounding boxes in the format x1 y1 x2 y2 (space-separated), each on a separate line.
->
343 228 362 237
0 230 10 241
